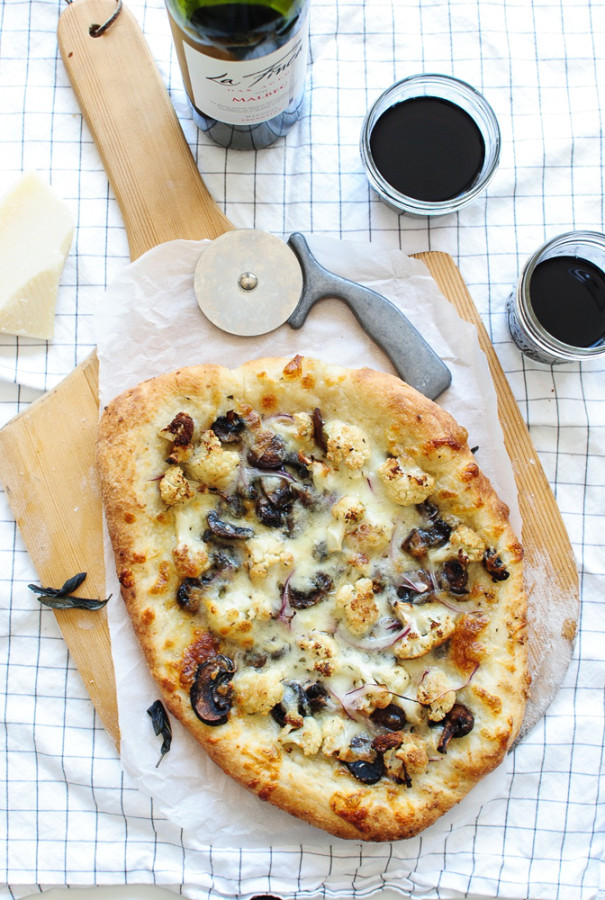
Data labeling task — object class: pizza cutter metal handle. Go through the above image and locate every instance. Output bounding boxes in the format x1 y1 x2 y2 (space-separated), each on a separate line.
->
286 233 452 399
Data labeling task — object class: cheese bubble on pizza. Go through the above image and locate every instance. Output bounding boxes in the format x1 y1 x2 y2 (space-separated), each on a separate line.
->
96 356 528 841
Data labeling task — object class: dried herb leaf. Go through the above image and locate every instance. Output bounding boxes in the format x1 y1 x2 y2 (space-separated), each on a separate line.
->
28 572 110 610
147 699 172 766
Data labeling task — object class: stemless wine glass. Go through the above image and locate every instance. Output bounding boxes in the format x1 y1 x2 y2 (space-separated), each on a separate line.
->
360 74 501 216
507 231 605 364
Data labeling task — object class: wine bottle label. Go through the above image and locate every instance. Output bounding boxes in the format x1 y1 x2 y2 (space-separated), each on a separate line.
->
182 8 309 126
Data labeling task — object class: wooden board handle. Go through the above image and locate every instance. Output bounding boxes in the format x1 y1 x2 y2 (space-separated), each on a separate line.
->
58 0 232 260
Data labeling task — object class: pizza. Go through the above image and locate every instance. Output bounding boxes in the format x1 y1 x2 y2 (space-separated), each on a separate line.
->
96 355 528 841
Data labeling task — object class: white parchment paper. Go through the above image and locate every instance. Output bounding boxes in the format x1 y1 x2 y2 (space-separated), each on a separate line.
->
95 235 521 849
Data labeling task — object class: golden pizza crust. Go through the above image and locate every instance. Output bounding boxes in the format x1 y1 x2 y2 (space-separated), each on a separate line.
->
96 356 528 841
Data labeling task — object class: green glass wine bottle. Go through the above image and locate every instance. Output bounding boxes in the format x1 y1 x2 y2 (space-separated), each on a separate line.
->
164 0 310 150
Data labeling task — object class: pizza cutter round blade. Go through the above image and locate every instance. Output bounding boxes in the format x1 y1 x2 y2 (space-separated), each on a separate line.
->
194 229 452 400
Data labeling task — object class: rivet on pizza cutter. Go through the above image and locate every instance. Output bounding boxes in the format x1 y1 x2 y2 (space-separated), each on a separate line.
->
193 229 452 400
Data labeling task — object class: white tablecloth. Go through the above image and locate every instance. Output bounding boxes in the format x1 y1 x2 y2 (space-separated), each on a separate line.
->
0 1 603 899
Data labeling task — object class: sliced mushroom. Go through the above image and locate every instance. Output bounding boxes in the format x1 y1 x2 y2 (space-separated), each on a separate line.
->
304 681 329 713
210 410 245 443
247 431 287 469
311 407 328 454
402 520 452 558
177 577 204 613
254 476 297 528
345 755 385 785
271 680 309 728
270 680 327 727
436 703 474 753
370 703 407 731
190 655 236 726
288 572 333 609
483 548 510 582
440 558 469 595
205 509 254 541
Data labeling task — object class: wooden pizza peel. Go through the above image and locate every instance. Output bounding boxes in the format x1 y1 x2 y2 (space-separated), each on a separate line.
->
0 0 579 750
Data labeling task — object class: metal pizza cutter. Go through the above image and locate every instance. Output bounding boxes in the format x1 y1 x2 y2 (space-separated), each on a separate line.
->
193 229 452 400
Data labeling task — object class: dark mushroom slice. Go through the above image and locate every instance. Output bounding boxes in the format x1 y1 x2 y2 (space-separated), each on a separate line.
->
247 431 287 469
255 495 284 528
244 650 268 669
176 553 240 612
304 681 329 713
436 703 475 753
483 548 510 582
402 519 452 559
270 680 310 727
270 679 328 728
254 475 298 527
190 655 236 726
288 572 333 610
177 577 205 613
283 451 311 480
311 407 328 454
210 410 246 443
370 702 407 731
345 757 385 784
417 499 440 521
440 558 469 595
205 509 254 541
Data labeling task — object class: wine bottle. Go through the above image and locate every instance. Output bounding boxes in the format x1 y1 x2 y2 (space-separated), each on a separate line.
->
164 0 310 150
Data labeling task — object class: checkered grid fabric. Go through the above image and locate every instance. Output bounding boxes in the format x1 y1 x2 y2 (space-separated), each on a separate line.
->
0 1 603 898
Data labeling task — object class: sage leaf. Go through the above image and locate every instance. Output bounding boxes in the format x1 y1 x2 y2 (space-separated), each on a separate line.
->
28 572 110 610
147 699 172 766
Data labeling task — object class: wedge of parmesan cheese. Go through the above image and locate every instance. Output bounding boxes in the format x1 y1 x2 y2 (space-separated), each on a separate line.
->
0 172 74 340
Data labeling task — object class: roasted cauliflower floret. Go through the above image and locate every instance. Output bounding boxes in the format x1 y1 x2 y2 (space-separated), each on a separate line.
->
321 717 363 759
384 733 429 779
335 577 380 636
325 420 371 470
346 682 392 715
159 412 195 463
392 605 456 659
377 455 435 506
245 534 294 582
297 631 339 677
203 591 273 646
186 430 240 488
332 495 366 523
279 717 323 756
292 412 316 449
233 666 284 715
344 516 390 553
159 465 194 506
416 668 456 721
370 663 411 697
448 524 487 563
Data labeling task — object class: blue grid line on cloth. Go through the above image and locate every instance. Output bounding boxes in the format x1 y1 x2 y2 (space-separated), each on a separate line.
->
1 0 604 898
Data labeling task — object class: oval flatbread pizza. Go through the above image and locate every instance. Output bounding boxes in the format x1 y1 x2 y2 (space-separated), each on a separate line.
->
96 356 528 841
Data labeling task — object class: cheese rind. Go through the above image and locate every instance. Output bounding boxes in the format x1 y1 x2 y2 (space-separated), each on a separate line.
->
0 172 74 340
